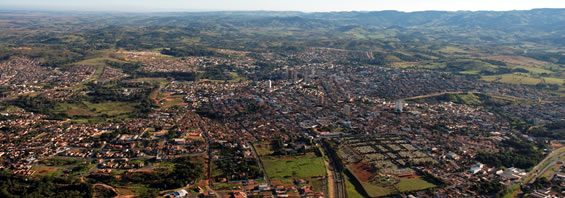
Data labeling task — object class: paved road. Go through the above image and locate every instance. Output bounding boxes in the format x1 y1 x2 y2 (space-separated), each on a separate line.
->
402 91 550 103
524 146 565 184
206 185 223 198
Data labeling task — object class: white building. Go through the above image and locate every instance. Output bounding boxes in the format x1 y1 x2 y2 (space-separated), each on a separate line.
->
395 101 404 112
470 163 484 174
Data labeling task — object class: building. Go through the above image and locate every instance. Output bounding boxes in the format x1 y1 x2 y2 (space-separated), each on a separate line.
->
166 189 188 198
319 95 325 105
469 163 484 174
396 101 404 112
343 104 351 116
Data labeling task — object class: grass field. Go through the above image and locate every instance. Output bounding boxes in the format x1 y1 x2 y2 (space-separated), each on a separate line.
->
161 98 185 107
130 77 169 85
0 105 23 113
40 156 85 167
512 65 553 74
55 101 136 117
229 72 246 82
262 152 326 183
503 184 521 198
356 177 435 197
253 142 274 156
360 181 394 197
344 174 365 198
31 166 61 177
544 77 565 85
396 177 436 192
482 73 543 85
70 163 97 176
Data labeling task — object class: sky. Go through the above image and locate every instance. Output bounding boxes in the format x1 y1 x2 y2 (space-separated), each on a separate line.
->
1 0 565 12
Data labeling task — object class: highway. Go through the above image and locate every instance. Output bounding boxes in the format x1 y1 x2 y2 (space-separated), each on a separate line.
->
524 146 565 184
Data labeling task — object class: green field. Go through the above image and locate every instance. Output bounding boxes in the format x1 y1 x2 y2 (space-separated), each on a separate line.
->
262 152 326 183
31 166 62 177
503 184 521 198
55 101 136 117
40 156 86 167
0 105 24 113
357 177 435 197
482 73 543 85
161 98 185 107
345 174 365 198
544 77 565 85
397 177 436 192
253 142 274 156
512 65 553 74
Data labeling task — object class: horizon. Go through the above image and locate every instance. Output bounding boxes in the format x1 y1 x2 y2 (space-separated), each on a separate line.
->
1 7 564 14
1 0 565 13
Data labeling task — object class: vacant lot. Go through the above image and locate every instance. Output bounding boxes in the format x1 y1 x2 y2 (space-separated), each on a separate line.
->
253 142 274 156
31 166 60 177
262 152 326 183
397 177 436 192
55 101 136 117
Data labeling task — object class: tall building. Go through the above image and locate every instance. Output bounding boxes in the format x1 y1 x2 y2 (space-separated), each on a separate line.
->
395 101 403 112
343 104 352 116
266 80 272 89
288 69 294 80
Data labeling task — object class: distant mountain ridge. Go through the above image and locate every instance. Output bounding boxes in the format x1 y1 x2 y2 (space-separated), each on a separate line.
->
1 8 565 47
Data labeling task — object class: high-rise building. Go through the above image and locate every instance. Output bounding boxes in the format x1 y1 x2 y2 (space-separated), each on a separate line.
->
288 69 294 80
395 101 403 112
266 80 272 89
343 104 352 116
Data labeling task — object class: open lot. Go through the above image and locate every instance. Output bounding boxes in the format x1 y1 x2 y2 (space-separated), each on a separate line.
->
255 142 327 192
262 152 326 184
31 166 61 177
55 101 137 117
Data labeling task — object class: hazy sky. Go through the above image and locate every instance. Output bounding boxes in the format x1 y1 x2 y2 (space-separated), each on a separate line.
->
1 0 565 12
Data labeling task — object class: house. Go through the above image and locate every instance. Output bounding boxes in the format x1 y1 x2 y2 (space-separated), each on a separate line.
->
232 191 247 198
446 152 459 160
469 163 484 174
166 189 189 198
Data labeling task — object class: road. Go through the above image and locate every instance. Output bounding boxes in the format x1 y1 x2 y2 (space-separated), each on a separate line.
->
320 140 346 198
323 153 336 198
250 142 271 186
402 91 550 103
206 185 223 198
524 146 565 184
